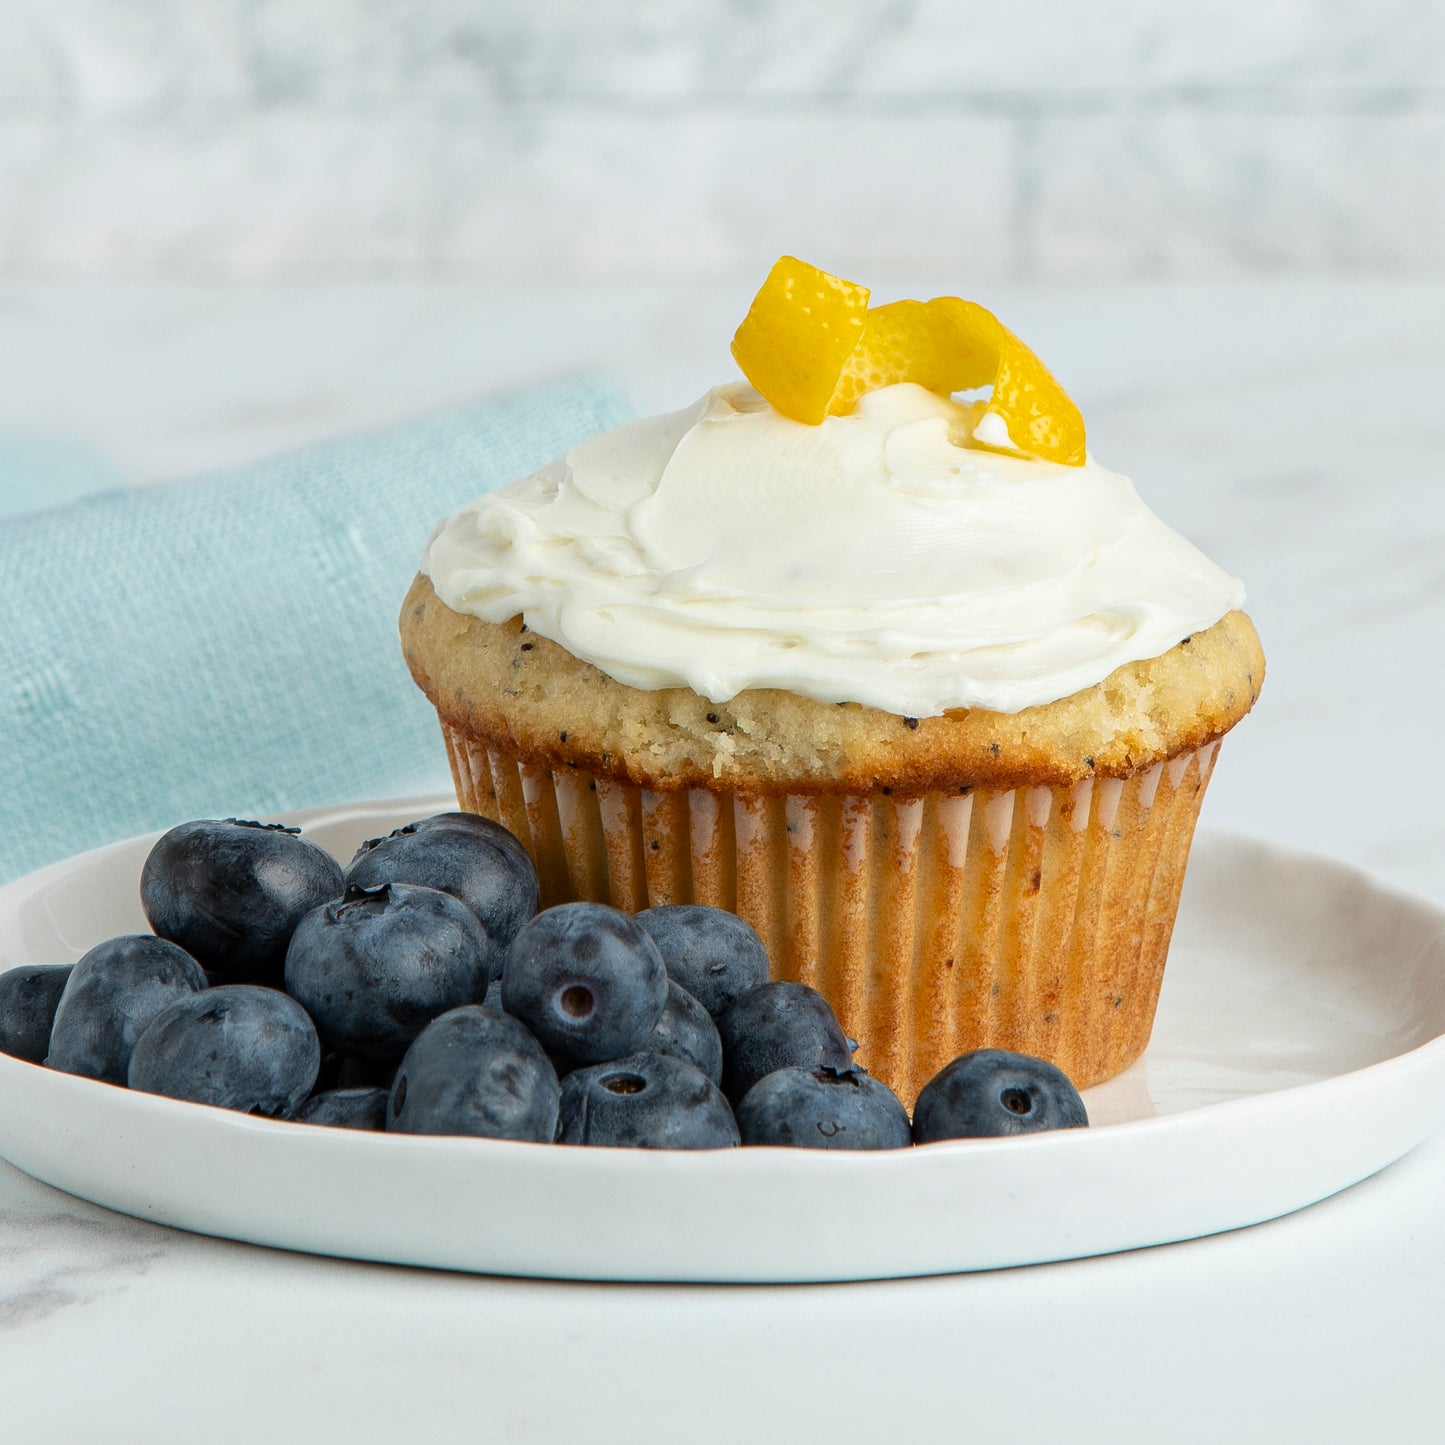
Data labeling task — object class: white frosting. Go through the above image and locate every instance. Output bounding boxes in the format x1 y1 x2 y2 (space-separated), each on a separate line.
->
970 410 1018 451
422 382 1245 717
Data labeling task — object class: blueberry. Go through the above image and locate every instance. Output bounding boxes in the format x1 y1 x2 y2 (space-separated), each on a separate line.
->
634 905 769 1020
387 1005 559 1142
295 1087 389 1131
912 1049 1089 1142
128 985 319 1116
141 819 344 981
46 936 206 1084
0 964 73 1064
736 1066 911 1150
482 977 505 1012
557 1052 739 1150
645 979 723 1085
716 981 853 1105
285 882 498 1064
346 812 539 950
502 903 667 1070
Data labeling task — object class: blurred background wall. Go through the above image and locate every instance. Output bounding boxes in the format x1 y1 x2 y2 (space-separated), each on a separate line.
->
4 0 1442 283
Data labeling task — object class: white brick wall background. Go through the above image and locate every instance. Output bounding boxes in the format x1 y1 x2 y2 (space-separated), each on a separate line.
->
2 0 1443 281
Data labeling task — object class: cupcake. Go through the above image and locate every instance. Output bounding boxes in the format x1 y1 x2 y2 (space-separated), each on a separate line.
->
400 258 1263 1103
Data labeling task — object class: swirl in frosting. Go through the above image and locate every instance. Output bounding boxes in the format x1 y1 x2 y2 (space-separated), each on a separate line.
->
422 382 1245 717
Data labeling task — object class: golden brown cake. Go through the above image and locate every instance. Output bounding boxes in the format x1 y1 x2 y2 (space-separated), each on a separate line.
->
400 259 1265 1103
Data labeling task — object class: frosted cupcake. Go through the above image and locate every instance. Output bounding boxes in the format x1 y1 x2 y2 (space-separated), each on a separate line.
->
400 259 1263 1103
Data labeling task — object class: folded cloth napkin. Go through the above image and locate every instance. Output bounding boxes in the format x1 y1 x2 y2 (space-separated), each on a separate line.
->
0 377 632 885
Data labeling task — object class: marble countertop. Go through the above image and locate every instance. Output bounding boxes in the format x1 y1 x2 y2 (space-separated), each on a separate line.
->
2 279 1443 1441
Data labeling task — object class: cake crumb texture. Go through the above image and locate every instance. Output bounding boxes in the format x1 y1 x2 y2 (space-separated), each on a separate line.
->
401 573 1263 794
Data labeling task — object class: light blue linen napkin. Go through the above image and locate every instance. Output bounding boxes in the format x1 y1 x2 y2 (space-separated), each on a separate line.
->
0 378 632 884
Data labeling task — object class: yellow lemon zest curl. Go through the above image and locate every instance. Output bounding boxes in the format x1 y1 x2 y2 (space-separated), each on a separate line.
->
730 257 1087 467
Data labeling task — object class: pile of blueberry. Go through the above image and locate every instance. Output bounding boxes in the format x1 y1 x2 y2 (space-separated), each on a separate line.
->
0 812 1087 1150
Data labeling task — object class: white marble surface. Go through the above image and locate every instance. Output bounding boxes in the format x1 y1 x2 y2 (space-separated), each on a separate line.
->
3 279 1445 1439
4 1 1444 281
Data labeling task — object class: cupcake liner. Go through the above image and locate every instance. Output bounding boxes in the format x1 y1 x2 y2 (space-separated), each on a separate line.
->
443 720 1219 1103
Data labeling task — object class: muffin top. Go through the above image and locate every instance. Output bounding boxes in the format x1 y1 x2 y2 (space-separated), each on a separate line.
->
404 257 1263 792
401 580 1260 793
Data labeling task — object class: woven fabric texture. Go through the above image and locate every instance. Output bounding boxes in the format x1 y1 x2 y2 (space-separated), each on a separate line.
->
1 377 631 884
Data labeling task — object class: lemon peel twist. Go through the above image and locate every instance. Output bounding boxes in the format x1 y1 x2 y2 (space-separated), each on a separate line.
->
728 256 870 428
730 257 1087 466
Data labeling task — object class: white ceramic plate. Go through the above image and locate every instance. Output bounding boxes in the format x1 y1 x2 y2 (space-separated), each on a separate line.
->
1 796 1443 1283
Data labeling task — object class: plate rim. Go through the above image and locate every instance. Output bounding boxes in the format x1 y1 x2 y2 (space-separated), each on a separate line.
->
4 801 1445 1280
2 801 1444 1162
2 803 1445 1161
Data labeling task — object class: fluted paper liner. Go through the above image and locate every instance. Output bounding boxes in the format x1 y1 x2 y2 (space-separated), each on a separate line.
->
443 723 1219 1102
